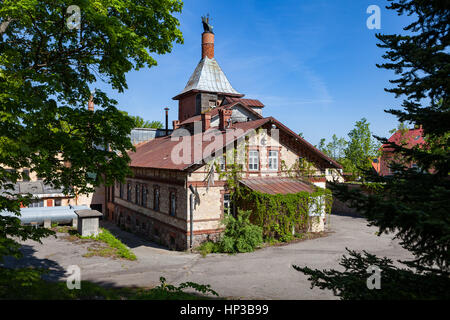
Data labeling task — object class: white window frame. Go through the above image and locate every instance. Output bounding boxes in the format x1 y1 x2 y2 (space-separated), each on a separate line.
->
268 150 278 170
217 155 226 171
249 150 259 171
223 193 232 215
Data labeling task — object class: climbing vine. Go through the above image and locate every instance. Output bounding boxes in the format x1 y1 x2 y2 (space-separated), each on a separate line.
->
207 136 333 243
235 187 332 242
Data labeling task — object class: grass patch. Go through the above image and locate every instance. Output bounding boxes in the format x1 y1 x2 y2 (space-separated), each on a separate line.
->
80 228 137 261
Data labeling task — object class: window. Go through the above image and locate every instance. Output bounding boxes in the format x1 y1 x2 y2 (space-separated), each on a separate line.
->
154 187 160 211
119 183 123 198
249 150 259 171
142 185 147 207
169 192 176 216
127 183 131 201
54 199 61 206
22 169 30 181
223 194 233 216
135 184 140 205
217 155 226 171
29 200 44 208
268 150 278 170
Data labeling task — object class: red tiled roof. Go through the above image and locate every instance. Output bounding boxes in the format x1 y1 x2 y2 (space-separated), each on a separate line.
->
382 128 425 152
239 177 314 194
129 118 271 171
129 116 342 171
223 97 265 107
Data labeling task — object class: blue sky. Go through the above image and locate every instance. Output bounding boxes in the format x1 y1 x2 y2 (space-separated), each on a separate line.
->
100 0 413 146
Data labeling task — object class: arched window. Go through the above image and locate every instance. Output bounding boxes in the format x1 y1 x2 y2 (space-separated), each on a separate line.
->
135 184 140 204
169 192 176 216
142 185 147 207
154 187 160 211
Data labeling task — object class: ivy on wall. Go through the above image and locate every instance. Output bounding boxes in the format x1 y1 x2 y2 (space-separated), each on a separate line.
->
206 140 333 243
235 187 332 242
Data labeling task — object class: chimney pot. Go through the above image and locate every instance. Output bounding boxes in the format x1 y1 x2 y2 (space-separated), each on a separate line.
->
164 107 169 135
201 112 211 131
219 109 232 131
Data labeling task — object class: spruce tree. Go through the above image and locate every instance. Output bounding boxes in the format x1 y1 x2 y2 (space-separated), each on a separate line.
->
294 0 450 299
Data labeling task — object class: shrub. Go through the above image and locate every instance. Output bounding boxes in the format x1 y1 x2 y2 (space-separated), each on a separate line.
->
198 210 263 255
197 241 220 257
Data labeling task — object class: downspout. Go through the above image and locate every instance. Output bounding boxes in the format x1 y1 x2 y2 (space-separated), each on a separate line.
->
189 184 195 250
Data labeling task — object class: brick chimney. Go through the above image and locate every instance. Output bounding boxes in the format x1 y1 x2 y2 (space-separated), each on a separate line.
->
219 109 232 131
202 31 214 59
201 112 211 131
88 94 94 111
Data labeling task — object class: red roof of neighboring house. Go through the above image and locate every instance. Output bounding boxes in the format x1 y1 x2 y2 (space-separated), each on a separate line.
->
239 177 314 194
129 117 342 171
382 128 425 152
372 128 425 176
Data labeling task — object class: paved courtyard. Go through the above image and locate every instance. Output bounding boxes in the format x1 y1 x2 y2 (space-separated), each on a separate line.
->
3 214 413 299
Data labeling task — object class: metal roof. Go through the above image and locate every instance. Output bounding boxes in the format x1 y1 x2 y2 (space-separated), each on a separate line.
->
0 205 89 224
239 177 314 195
178 57 241 96
130 128 170 146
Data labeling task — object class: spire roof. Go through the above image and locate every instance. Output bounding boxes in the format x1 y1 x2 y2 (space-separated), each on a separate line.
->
177 57 242 97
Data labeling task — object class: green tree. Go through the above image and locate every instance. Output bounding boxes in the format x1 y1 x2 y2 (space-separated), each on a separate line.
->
319 134 347 161
0 0 183 263
389 121 410 135
342 118 380 178
121 112 164 128
295 0 450 299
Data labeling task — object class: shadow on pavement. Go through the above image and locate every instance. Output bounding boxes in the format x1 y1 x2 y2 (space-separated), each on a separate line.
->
100 220 169 251
1 244 67 282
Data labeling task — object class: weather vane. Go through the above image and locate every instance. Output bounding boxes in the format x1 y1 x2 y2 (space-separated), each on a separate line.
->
201 14 214 33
